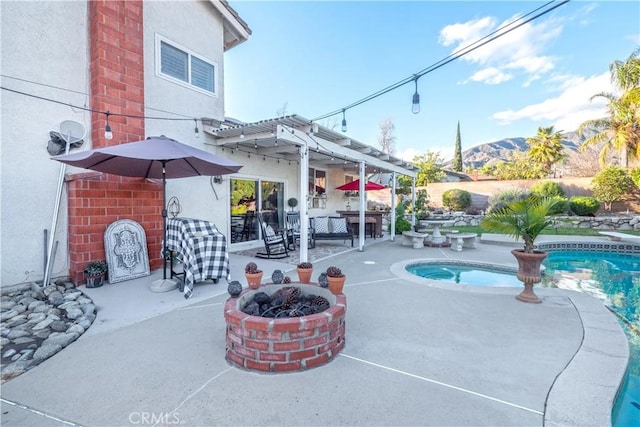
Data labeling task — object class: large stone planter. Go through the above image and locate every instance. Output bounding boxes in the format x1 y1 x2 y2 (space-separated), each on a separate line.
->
511 249 547 303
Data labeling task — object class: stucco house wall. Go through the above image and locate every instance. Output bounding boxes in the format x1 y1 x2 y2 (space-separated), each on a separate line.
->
1 1 91 285
0 0 250 286
143 0 231 235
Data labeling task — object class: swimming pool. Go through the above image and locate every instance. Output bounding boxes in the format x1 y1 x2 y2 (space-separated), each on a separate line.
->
542 250 640 427
405 262 522 287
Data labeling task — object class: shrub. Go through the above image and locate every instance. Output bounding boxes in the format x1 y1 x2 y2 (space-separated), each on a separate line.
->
530 181 565 198
486 188 530 213
392 218 412 234
591 165 634 210
569 196 600 216
631 167 640 189
546 196 568 215
442 189 472 211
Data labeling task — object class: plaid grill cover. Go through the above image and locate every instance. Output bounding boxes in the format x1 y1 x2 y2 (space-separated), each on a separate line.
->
166 217 230 296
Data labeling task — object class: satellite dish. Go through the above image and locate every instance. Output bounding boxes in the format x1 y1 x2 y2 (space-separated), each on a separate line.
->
59 120 86 150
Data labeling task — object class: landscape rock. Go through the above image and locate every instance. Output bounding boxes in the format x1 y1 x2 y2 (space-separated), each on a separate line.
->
1 280 95 383
65 308 84 320
32 344 63 363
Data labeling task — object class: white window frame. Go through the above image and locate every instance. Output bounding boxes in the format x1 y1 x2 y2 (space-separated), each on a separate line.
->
155 34 218 97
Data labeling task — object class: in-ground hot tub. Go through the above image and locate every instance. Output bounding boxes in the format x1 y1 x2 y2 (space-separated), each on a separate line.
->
224 283 346 373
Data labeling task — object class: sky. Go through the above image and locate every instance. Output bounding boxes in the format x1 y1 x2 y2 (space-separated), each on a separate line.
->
223 1 640 161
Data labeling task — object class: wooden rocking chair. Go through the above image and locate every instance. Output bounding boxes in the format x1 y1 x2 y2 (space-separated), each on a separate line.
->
255 212 289 259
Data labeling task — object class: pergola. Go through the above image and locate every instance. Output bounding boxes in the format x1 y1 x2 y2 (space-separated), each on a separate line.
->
204 114 419 261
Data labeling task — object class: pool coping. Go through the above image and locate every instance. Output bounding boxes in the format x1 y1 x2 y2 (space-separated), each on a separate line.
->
390 256 631 426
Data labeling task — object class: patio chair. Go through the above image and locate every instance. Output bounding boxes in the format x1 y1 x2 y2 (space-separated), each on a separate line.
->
255 212 289 259
285 211 315 249
238 210 256 241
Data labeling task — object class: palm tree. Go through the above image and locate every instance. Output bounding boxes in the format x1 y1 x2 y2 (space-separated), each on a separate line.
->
578 49 640 168
526 126 565 172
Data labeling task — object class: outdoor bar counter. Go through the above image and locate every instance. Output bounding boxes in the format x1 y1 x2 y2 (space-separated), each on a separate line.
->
337 210 385 238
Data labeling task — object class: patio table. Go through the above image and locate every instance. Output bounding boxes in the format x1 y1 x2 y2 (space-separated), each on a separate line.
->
166 217 230 298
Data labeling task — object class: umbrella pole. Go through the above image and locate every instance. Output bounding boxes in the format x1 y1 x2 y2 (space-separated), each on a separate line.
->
150 162 178 293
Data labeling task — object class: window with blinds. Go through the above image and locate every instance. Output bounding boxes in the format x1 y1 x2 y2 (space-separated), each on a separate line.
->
156 35 216 95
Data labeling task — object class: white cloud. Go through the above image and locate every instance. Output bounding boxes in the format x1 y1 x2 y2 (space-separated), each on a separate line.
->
492 72 612 131
439 12 563 84
467 67 512 84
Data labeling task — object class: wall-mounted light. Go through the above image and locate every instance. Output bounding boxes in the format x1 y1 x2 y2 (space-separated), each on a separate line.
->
412 76 421 114
104 111 113 140
341 109 347 132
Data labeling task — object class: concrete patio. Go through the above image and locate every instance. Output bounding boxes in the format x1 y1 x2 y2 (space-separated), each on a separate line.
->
0 235 629 426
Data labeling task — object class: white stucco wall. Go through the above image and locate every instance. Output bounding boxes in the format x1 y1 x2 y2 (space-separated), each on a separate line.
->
143 1 233 234
1 1 90 286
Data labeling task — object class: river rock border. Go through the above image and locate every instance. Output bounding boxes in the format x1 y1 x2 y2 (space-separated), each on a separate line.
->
1 279 96 383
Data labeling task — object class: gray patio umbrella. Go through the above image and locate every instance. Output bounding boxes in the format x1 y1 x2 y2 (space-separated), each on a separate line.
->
52 135 243 292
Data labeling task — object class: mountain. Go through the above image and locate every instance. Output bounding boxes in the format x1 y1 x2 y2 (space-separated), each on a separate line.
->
444 127 600 172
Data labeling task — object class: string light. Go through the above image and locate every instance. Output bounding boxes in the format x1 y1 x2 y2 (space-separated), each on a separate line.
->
194 119 200 138
311 1 569 124
104 111 113 140
412 76 420 114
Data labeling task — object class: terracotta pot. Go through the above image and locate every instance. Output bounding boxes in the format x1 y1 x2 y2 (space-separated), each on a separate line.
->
245 272 263 290
297 267 313 284
511 249 547 303
327 275 346 295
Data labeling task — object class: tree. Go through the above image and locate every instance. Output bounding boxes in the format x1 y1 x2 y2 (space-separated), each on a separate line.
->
591 165 634 211
578 49 640 168
453 121 463 172
397 151 445 188
526 126 565 172
275 102 289 117
378 118 396 155
493 152 548 180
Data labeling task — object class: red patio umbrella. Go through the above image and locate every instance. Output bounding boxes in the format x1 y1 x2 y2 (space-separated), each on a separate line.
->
335 179 387 191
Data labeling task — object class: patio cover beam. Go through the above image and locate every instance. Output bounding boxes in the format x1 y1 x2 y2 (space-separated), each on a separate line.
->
276 125 416 177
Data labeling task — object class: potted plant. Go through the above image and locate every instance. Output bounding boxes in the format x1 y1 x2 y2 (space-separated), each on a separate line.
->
244 262 263 290
481 196 560 303
296 262 313 284
326 266 346 295
287 197 298 212
84 260 107 288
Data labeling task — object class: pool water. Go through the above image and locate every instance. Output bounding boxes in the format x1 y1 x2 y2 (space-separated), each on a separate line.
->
542 251 640 427
406 263 522 287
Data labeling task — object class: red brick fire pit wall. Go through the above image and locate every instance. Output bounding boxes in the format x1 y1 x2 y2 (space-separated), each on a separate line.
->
224 284 346 373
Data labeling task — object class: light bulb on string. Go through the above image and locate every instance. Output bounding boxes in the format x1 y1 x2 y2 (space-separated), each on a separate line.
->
104 111 113 140
341 109 347 132
412 76 420 114
194 119 200 138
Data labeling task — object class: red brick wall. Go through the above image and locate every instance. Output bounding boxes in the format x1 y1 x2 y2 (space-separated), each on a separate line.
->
67 0 163 284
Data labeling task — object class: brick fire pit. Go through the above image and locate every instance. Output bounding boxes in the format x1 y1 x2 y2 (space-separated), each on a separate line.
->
224 283 346 373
